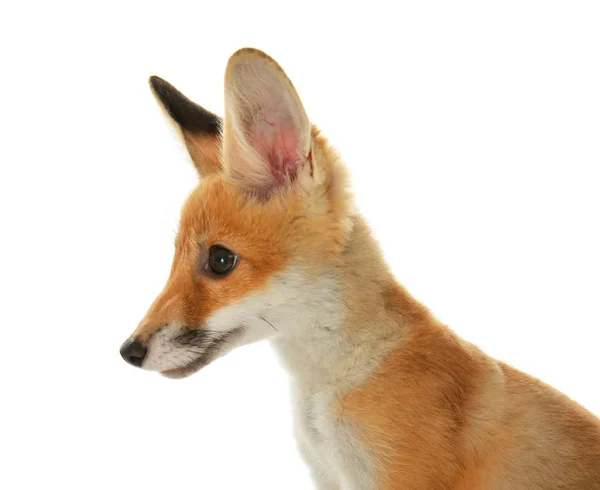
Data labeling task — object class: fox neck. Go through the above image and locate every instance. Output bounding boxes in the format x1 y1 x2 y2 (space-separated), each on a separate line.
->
270 215 430 392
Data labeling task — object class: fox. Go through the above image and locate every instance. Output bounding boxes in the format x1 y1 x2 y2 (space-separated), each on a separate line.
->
120 48 600 489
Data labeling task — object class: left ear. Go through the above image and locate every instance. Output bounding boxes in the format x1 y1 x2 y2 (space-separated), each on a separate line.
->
149 76 223 177
222 48 313 195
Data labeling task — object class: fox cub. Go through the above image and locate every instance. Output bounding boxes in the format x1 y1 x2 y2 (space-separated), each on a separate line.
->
121 48 600 489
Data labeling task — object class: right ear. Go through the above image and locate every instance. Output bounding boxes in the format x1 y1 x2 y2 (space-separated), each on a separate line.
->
149 76 223 177
222 48 313 196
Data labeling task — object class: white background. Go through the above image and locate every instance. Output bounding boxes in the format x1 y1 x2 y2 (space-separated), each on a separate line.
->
1 1 599 489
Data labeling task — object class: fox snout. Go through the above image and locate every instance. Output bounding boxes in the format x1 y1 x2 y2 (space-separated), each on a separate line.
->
119 323 243 379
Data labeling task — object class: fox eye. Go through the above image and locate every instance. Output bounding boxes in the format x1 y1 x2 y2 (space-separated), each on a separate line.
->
207 246 238 276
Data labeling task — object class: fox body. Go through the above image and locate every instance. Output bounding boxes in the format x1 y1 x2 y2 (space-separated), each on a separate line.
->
120 49 600 489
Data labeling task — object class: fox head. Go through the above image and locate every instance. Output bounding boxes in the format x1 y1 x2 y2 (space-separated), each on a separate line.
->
120 48 355 378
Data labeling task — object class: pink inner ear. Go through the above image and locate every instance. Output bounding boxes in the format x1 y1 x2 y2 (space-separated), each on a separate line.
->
249 109 303 184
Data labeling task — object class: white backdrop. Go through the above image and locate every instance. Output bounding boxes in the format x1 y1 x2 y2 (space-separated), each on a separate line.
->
1 2 599 489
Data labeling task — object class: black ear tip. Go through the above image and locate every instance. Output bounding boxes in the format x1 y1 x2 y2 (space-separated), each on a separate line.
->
147 75 222 134
149 75 170 95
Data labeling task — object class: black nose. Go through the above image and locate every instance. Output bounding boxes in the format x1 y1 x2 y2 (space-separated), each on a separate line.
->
120 338 147 367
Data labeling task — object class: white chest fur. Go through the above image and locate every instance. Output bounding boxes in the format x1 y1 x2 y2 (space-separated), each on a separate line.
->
290 383 373 490
261 267 401 489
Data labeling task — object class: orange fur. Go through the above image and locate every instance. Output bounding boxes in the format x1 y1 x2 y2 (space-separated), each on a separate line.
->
182 132 222 177
341 303 600 489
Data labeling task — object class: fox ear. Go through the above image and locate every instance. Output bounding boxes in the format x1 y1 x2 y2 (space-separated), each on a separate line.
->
223 48 312 195
149 76 222 177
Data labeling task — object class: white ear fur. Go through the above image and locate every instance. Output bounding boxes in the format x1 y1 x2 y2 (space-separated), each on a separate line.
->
223 48 312 194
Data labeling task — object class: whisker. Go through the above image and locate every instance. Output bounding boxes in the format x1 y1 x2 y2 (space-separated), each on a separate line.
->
260 316 279 332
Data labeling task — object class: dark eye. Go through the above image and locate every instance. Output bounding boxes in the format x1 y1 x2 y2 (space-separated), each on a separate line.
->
207 246 238 276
